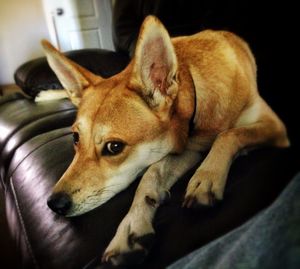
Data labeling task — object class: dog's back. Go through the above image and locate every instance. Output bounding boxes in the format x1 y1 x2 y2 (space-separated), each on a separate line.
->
173 30 288 149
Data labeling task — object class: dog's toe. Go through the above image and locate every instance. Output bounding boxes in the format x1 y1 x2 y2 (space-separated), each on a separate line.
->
182 195 197 208
184 172 225 208
102 233 155 267
199 191 217 207
103 248 147 267
101 251 118 264
183 191 220 209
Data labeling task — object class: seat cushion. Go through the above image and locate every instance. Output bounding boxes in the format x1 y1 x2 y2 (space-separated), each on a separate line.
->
5 125 299 268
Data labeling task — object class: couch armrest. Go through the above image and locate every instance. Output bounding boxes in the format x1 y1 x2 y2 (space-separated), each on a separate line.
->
14 49 130 97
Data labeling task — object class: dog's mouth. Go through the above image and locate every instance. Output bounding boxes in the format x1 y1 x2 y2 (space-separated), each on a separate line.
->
47 186 120 217
47 160 155 217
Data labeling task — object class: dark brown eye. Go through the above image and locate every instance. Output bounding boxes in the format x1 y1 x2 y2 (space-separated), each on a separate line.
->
73 132 79 145
102 141 125 156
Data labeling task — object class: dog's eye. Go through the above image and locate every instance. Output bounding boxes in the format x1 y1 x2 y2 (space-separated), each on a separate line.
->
73 132 79 145
102 141 125 156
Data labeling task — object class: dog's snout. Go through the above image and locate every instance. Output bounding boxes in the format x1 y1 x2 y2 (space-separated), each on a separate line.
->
47 192 72 215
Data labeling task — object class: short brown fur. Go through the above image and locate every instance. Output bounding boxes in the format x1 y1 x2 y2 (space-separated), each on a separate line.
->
42 16 289 266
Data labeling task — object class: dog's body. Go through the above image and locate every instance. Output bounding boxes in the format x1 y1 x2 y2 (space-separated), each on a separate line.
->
43 16 289 266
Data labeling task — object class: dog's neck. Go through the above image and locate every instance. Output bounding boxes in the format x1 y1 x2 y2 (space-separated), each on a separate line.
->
188 78 197 136
166 67 196 153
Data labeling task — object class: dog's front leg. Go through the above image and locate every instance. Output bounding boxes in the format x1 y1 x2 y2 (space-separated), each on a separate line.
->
183 119 289 207
102 150 201 266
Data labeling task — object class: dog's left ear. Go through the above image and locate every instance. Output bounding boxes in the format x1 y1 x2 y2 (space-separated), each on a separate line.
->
130 16 178 110
41 40 102 106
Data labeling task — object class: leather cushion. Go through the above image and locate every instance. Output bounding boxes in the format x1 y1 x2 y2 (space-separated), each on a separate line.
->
5 126 300 269
14 50 130 98
0 92 25 106
0 97 76 186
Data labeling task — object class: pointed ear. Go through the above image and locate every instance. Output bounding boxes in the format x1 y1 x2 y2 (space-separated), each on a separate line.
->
129 16 178 109
41 40 102 106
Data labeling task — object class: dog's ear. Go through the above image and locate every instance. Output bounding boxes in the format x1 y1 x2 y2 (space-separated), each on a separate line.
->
129 16 178 110
41 40 102 106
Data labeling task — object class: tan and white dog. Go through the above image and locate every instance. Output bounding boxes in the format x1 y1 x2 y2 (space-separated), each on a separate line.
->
43 16 289 266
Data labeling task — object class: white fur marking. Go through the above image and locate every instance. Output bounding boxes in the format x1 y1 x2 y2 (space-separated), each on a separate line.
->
95 125 111 144
35 89 68 102
102 137 173 204
235 99 262 127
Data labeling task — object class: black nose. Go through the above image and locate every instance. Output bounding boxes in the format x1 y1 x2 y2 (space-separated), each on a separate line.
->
47 192 72 215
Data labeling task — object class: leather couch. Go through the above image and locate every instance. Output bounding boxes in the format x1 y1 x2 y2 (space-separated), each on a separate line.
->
1 1 299 268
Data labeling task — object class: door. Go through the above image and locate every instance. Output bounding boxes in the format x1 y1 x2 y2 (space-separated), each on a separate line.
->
42 0 114 51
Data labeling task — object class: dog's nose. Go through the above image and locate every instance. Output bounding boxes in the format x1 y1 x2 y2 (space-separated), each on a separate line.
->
47 192 72 215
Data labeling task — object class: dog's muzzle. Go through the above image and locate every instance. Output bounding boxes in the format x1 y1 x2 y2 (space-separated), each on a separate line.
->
47 192 72 216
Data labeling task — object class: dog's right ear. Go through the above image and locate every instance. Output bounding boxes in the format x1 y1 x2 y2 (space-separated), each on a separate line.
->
129 16 178 112
41 40 102 106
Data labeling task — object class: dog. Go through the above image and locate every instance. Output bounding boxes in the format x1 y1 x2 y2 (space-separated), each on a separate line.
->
43 16 289 266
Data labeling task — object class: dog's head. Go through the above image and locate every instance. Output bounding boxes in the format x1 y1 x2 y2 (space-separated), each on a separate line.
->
44 16 193 216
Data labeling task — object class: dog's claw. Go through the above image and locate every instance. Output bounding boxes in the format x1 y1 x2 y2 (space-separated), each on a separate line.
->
182 196 196 208
207 192 216 206
102 249 147 267
183 191 218 208
101 251 116 264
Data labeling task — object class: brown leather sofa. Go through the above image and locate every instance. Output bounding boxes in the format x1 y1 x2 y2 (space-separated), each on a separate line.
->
1 1 299 268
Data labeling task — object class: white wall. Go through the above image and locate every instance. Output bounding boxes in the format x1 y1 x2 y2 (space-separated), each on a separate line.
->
0 0 50 85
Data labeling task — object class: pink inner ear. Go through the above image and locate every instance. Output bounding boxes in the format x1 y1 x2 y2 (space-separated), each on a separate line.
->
142 36 170 94
150 63 168 93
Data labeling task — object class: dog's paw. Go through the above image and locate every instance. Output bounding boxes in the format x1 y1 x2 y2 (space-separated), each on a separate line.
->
183 169 225 208
102 233 155 266
102 215 155 267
